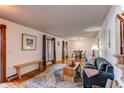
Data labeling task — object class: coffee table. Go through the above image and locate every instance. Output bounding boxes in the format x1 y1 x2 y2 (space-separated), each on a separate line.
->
61 62 80 82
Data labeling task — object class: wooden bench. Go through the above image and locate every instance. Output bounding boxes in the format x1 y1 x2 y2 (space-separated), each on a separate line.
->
14 60 42 79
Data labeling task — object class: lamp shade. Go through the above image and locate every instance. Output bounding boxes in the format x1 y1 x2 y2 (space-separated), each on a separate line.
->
91 45 98 51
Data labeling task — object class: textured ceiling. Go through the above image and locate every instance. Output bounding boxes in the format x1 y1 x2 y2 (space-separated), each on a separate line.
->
0 5 111 38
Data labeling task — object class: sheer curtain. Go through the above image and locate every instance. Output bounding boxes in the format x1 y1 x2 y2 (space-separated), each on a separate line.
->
46 39 54 62
62 41 68 60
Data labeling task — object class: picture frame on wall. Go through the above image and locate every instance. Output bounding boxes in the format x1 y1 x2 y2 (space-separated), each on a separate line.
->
22 33 37 50
106 28 111 48
57 41 60 46
108 29 111 48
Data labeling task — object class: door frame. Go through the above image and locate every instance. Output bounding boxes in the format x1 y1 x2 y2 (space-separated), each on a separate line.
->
0 24 6 82
42 35 56 67
62 41 68 60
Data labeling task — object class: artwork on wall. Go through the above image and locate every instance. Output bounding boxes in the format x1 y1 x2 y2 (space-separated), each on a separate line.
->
106 29 111 48
101 27 106 48
22 33 37 50
105 28 108 48
108 29 111 48
100 27 111 49
57 41 60 46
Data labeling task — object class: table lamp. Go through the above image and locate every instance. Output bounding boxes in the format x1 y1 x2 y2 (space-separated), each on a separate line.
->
91 45 99 57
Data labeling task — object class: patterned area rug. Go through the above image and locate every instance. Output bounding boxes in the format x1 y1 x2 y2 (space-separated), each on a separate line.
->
24 65 83 88
0 82 29 88
0 83 13 88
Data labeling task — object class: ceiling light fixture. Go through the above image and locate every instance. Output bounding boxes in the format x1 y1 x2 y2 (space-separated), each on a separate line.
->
70 37 87 40
84 26 101 32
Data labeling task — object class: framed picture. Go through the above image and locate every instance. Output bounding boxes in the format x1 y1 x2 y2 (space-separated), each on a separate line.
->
108 29 111 48
57 41 60 46
22 33 37 50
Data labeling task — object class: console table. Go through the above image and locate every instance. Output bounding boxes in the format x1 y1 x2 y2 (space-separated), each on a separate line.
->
14 60 42 79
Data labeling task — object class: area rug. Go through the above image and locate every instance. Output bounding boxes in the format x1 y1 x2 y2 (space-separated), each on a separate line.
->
0 83 13 88
24 65 83 88
0 82 29 88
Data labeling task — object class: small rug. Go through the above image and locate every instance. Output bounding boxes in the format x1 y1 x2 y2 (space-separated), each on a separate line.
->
24 65 83 88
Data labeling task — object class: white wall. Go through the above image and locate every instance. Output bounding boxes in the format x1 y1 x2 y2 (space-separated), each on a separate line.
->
56 37 63 61
97 5 124 87
68 38 95 58
0 18 64 77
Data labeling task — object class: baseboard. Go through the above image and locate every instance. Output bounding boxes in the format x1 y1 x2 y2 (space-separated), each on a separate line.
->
56 60 62 63
6 74 18 81
6 68 43 81
6 61 62 82
47 61 53 65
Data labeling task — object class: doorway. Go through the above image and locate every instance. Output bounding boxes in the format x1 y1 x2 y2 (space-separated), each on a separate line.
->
42 35 56 67
62 41 68 60
46 38 54 65
0 24 6 83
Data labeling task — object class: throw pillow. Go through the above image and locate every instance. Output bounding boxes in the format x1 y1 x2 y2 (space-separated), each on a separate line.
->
87 57 96 65
84 68 99 78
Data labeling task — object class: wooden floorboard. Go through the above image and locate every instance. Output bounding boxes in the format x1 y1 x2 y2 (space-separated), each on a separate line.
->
10 59 84 83
11 65 52 83
0 59 84 88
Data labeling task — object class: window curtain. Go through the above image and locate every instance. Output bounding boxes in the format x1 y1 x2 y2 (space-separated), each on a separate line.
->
62 41 68 60
53 38 56 64
46 39 54 62
42 35 46 66
62 41 64 60
65 42 68 58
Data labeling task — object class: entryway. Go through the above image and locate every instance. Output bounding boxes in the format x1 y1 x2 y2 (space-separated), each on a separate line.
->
62 41 68 60
42 35 56 67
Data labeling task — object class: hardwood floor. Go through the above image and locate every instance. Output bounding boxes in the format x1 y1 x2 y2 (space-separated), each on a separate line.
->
0 66 51 88
0 59 84 88
11 59 84 83
11 69 46 83
11 64 55 83
4 69 46 88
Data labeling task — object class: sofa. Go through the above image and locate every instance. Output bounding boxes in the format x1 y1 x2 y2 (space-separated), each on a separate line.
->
82 57 114 88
